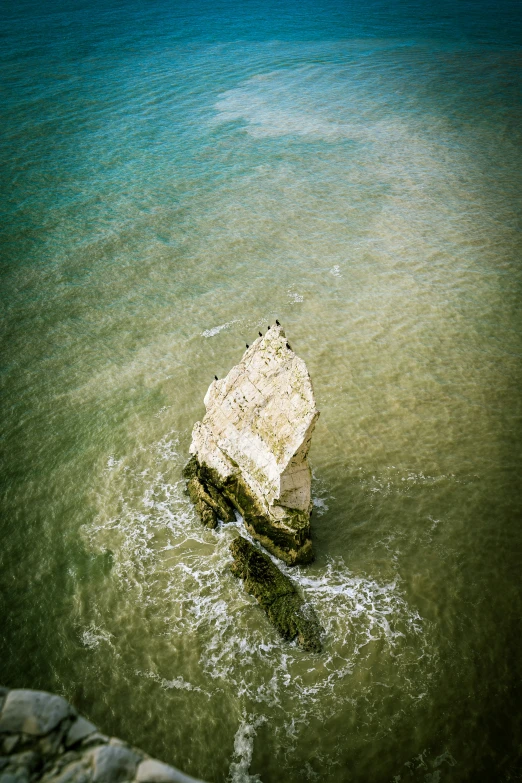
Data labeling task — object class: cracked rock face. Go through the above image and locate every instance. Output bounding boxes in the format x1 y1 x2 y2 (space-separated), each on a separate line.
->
187 324 319 565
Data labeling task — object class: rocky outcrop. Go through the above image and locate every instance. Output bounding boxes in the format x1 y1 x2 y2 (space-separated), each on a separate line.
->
0 688 205 783
229 537 323 652
186 324 319 566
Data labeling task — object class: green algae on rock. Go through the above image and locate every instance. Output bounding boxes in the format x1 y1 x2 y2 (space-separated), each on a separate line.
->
186 324 319 566
182 457 236 529
229 536 323 652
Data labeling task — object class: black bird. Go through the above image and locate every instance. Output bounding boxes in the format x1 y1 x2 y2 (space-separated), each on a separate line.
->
258 331 262 337
276 319 280 326
246 344 249 348
267 325 271 329
214 375 218 380
286 342 292 350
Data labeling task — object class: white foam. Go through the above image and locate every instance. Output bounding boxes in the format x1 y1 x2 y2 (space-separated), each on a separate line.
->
400 747 457 782
228 714 266 783
135 669 209 696
106 455 123 470
202 320 239 338
312 496 329 515
79 624 114 650
154 406 172 418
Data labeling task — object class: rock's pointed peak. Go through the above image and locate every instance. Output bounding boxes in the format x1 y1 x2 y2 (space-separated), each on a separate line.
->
230 323 286 369
189 326 318 565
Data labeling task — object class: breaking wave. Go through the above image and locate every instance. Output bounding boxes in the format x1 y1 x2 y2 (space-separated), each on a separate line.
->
80 427 439 777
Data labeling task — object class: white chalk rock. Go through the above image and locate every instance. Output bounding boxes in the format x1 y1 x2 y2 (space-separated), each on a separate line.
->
189 324 319 564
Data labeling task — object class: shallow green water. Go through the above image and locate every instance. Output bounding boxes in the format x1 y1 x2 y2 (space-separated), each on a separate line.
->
1 2 522 781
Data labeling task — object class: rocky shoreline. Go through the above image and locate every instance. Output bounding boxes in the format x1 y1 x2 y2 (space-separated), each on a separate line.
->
0 688 206 783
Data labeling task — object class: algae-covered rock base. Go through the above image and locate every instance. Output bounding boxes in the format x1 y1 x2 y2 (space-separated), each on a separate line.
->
0 688 206 783
187 323 318 566
229 536 323 652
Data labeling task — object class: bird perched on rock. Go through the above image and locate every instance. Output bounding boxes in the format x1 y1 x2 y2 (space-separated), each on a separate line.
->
246 344 249 348
214 375 218 380
276 319 280 325
286 343 292 350
267 325 271 330
258 331 262 337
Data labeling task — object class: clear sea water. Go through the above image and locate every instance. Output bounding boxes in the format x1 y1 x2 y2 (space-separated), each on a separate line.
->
1 1 522 781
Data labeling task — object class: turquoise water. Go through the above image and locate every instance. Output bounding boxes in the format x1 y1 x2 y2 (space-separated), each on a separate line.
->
1 1 522 781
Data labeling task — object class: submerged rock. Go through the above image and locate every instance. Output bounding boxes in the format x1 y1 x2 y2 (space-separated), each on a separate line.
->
229 536 322 652
186 324 319 565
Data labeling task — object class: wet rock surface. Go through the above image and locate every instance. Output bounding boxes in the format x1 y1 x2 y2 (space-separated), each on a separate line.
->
182 458 236 530
230 536 323 652
0 692 71 739
0 689 205 783
187 323 319 566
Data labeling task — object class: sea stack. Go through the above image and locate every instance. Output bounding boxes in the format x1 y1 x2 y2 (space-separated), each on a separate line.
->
184 323 319 565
